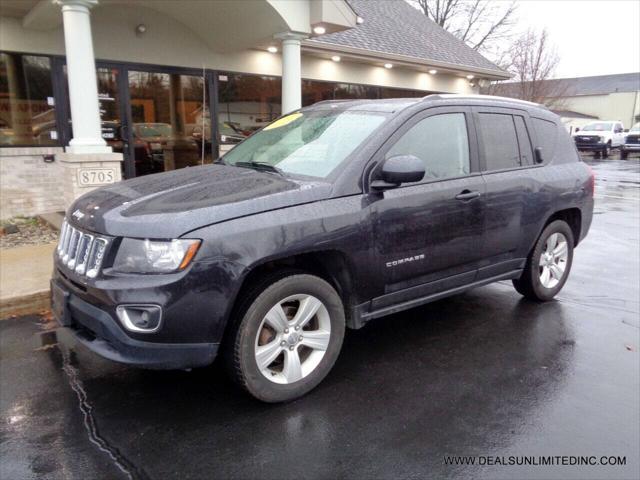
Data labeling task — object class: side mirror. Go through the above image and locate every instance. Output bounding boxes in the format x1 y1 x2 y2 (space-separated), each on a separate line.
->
534 147 544 164
575 128 580 132
371 155 425 190
624 129 629 133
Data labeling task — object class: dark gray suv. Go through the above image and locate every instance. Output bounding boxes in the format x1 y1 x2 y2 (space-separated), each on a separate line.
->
52 94 594 402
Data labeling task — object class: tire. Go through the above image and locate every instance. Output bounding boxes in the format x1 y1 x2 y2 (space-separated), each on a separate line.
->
603 142 611 158
594 151 601 159
224 273 345 402
621 149 628 160
513 220 574 302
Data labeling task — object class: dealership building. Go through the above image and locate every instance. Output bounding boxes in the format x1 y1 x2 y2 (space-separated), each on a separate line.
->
0 0 507 220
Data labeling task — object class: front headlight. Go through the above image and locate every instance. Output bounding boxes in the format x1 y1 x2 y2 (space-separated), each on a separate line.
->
113 238 201 273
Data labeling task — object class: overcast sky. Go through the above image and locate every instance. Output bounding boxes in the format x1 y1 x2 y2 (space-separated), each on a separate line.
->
508 0 640 78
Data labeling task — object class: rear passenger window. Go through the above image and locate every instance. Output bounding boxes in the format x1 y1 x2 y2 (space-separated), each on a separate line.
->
478 113 520 170
532 118 558 160
387 113 470 181
514 116 534 165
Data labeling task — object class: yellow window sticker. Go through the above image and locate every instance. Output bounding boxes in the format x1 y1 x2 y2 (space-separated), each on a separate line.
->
264 112 303 130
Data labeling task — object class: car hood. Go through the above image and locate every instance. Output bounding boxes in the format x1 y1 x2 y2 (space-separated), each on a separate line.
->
67 164 332 238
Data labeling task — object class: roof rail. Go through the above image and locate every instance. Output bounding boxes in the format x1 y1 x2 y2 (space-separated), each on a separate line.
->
423 93 548 109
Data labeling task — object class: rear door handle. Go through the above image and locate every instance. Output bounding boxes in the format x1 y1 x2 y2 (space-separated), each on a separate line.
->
455 190 481 201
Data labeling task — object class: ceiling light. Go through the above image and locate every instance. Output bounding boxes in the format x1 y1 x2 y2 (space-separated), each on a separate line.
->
356 16 364 24
428 69 437 74
469 83 476 87
267 46 278 53
135 24 147 35
331 55 341 62
384 63 393 69
313 26 326 35
466 74 475 80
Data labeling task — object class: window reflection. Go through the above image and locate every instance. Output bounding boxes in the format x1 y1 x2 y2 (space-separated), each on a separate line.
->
128 71 210 176
0 53 58 146
217 74 281 145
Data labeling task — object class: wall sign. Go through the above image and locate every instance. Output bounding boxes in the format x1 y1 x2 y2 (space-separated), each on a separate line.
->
77 168 117 186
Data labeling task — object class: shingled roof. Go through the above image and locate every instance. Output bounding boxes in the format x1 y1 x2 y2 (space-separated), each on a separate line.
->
540 72 640 96
305 0 508 78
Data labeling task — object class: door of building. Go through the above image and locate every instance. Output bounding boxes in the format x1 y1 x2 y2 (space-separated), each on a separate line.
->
59 62 218 179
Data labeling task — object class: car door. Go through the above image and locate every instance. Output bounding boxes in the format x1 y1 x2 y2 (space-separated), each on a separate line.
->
369 107 486 310
473 107 539 279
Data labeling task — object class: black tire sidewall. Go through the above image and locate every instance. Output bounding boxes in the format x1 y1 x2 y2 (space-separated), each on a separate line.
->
235 274 345 402
528 220 574 301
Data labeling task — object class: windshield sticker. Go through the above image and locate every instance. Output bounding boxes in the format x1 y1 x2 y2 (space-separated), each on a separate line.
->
264 112 303 130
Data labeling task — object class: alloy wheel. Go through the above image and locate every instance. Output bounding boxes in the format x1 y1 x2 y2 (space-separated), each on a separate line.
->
539 232 569 288
254 294 331 384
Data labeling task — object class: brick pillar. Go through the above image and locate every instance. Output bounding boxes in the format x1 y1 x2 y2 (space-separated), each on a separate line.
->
56 152 123 210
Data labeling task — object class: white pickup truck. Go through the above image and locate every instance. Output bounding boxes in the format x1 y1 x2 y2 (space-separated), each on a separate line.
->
572 121 626 158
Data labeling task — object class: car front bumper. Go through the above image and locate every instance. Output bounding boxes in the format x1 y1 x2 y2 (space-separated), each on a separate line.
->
575 143 608 152
51 262 221 370
621 144 640 151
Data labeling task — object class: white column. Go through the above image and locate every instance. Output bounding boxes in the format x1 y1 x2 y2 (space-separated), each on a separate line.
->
276 32 307 114
55 0 110 153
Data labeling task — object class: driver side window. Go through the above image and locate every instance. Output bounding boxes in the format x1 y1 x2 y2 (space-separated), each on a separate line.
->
386 113 470 181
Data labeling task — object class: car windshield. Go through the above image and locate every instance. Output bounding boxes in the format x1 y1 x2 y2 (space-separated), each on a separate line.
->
630 123 640 132
221 110 388 178
135 123 173 138
582 122 614 131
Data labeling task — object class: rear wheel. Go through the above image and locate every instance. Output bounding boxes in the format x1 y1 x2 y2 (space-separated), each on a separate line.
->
621 149 628 160
224 273 345 402
513 220 574 301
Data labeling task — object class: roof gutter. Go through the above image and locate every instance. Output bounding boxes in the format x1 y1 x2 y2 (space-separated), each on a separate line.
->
302 40 512 80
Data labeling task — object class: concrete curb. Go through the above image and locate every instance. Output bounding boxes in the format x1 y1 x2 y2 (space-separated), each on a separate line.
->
0 290 50 319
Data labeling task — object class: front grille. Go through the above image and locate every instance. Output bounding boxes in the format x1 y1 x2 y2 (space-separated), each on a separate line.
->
575 135 600 145
57 219 110 278
626 135 640 144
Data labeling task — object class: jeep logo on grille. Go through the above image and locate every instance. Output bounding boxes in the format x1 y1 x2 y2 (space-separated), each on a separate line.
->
72 209 85 220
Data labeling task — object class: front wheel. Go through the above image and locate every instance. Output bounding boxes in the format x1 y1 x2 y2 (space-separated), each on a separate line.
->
224 273 345 402
513 220 574 301
603 142 611 158
621 149 628 160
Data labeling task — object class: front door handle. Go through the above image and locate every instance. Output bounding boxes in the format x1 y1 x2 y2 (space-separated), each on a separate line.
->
455 189 481 201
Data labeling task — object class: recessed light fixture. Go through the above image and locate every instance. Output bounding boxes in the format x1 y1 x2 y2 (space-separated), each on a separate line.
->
469 83 476 87
384 63 393 69
135 24 147 36
466 74 475 80
267 46 278 53
313 26 326 35
428 69 437 74
331 55 341 62
356 16 365 24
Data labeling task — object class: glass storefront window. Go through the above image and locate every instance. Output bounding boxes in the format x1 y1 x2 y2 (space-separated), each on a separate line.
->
128 70 210 175
0 53 58 146
380 87 427 99
217 74 281 144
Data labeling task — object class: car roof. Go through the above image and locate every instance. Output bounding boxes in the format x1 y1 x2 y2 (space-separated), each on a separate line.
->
303 94 550 116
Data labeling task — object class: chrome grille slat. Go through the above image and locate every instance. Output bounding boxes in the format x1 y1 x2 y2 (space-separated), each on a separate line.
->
57 219 109 279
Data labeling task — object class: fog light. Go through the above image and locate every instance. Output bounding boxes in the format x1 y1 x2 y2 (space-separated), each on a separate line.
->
116 305 162 333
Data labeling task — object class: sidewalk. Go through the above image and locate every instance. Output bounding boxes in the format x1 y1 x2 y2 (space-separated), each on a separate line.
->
0 242 56 318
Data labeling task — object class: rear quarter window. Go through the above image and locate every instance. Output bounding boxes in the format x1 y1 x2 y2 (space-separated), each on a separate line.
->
532 117 558 160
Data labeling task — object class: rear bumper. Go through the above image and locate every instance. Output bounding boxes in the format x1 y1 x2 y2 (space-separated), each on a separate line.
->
51 279 218 369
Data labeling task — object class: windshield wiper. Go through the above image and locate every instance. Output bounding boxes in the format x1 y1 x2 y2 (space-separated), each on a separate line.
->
235 161 286 177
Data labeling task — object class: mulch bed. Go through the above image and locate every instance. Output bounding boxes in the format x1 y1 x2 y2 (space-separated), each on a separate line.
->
0 217 59 249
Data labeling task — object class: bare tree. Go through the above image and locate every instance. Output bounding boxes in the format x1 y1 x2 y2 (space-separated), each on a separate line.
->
411 0 518 53
487 29 569 108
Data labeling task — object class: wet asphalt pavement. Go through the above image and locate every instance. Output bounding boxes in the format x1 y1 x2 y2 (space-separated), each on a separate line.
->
1 157 639 480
